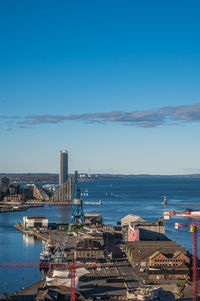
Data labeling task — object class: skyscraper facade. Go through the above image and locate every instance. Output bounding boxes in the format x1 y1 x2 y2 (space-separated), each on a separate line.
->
59 150 68 186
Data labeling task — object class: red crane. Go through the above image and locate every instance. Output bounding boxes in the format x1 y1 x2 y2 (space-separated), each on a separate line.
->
0 261 98 301
175 222 200 301
68 262 98 301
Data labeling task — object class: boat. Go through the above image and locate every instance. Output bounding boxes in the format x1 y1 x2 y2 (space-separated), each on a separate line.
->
164 208 200 220
39 241 56 269
40 241 69 269
40 249 52 269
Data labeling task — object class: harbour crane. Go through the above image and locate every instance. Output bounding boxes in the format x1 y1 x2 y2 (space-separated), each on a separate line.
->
175 221 200 301
71 171 85 224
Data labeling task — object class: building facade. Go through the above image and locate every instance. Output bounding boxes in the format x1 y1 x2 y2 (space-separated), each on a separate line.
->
125 241 191 280
51 177 72 201
74 239 105 262
128 218 166 242
59 150 68 186
0 177 10 194
23 216 48 229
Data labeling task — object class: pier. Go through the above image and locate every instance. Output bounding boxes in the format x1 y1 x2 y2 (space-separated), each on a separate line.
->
12 201 73 205
84 201 102 205
14 223 49 242
0 203 44 213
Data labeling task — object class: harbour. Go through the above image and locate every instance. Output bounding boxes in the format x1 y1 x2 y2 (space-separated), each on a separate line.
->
1 176 200 298
14 223 49 242
0 203 44 213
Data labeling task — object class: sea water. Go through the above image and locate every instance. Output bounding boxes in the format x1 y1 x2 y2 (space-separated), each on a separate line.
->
0 176 200 294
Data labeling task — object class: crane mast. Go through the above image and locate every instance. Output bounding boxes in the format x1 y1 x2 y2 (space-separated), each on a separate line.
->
71 171 85 224
175 222 199 301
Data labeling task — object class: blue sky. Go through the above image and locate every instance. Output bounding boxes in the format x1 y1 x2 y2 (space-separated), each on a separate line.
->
0 0 200 174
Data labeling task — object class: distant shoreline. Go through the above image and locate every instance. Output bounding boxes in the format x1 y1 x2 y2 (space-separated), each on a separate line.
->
1 173 200 183
1 172 200 176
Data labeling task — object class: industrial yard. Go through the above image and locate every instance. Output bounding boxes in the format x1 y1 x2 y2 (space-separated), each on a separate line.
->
0 173 197 300
11 211 194 301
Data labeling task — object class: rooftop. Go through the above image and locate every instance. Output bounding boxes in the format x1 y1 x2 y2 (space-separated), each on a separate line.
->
121 214 145 226
84 213 101 217
24 216 47 219
126 241 188 261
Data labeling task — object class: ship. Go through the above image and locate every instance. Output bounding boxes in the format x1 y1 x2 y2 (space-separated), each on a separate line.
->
164 208 200 220
40 241 68 269
39 241 56 269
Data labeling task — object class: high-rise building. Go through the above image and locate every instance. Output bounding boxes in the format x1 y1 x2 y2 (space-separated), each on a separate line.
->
59 150 68 185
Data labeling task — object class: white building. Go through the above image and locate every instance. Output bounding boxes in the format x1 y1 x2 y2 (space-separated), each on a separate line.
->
23 216 48 229
121 214 145 227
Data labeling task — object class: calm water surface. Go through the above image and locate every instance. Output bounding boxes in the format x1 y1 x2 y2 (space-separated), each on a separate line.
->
1 176 200 294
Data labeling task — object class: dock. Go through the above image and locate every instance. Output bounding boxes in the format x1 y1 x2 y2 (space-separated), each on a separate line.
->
0 203 44 213
84 201 102 205
11 279 45 300
14 223 49 242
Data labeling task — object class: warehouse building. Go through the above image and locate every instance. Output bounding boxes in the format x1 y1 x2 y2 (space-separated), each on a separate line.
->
74 239 105 263
23 216 48 230
128 217 166 241
126 241 190 280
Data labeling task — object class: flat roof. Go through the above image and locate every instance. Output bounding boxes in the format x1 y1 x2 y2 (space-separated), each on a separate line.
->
84 213 101 217
24 216 47 219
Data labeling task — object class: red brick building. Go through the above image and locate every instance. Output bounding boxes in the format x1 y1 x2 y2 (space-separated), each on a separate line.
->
126 241 191 280
149 250 190 267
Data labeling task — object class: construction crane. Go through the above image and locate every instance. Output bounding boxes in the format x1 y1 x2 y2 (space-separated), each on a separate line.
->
175 222 200 301
0 261 98 301
71 171 85 224
69 262 97 301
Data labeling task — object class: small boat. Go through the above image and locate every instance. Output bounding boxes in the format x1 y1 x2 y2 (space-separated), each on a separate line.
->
164 209 200 220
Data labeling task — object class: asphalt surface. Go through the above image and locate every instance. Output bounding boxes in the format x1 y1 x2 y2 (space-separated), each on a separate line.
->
79 261 141 298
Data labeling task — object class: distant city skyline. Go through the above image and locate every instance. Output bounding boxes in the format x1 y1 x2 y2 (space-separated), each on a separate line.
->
0 1 200 175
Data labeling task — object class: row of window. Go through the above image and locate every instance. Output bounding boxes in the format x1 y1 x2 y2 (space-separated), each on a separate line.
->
154 259 185 262
154 263 180 267
77 252 103 257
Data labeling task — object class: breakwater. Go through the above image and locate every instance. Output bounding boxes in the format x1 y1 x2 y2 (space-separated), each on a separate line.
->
0 203 44 213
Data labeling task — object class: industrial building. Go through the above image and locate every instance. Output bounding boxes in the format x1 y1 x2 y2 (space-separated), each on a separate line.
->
121 215 167 242
121 214 145 227
59 150 68 186
23 216 48 230
75 226 104 246
74 239 105 262
126 241 190 280
128 217 166 241
121 214 145 241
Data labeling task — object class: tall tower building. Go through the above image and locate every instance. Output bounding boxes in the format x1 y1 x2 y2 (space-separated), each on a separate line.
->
59 150 68 186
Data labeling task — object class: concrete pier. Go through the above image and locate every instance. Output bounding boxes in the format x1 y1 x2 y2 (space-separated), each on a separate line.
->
14 223 49 242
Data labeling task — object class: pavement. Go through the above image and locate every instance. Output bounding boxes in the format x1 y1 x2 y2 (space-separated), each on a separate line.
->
11 280 44 300
79 261 141 299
